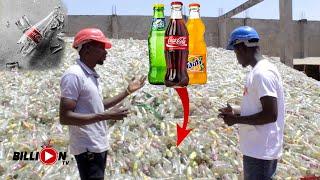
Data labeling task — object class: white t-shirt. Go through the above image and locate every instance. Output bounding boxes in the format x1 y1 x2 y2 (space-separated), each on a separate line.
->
239 59 285 160
60 60 109 155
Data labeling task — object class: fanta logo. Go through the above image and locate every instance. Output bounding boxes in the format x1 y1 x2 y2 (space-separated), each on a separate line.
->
187 58 202 69
187 56 204 71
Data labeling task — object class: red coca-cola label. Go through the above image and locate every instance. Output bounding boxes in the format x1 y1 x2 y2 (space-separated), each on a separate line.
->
26 27 43 44
165 36 188 50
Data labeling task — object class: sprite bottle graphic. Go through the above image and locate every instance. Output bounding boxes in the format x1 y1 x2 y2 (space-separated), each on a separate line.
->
148 4 166 85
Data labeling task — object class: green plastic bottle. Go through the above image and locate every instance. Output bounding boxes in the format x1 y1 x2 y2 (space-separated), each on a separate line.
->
148 4 166 85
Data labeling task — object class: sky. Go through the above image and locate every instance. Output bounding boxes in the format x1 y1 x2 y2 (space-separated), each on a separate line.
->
62 0 320 20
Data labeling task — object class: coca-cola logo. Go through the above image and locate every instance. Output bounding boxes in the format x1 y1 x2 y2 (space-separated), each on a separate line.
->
167 36 187 46
26 27 43 44
165 36 188 50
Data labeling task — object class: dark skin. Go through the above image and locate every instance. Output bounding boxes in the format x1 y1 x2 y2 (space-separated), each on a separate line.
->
60 41 146 126
218 43 278 126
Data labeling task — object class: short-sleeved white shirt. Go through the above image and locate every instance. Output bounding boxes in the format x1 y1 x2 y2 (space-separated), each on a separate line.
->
60 59 109 155
239 59 285 160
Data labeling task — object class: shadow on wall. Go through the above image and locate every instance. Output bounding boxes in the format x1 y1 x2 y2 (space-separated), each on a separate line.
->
0 0 67 71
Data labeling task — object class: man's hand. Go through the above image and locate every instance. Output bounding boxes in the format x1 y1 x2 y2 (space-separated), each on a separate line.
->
103 75 146 110
219 114 238 126
102 104 129 120
60 98 129 126
218 103 241 115
127 75 147 94
218 103 233 115
218 103 238 126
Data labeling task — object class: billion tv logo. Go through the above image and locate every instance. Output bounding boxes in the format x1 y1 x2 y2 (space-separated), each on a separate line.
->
12 145 69 165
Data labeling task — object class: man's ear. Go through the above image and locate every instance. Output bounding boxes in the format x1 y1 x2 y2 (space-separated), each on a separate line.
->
247 46 257 55
243 44 252 55
80 44 90 56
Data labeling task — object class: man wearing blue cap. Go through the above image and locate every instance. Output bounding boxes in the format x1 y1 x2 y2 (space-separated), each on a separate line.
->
218 26 285 180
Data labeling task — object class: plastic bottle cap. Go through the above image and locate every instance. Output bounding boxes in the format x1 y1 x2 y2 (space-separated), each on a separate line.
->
189 3 200 7
171 1 183 6
153 4 164 8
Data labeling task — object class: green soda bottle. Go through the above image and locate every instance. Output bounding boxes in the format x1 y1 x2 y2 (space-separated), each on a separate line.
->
148 4 166 85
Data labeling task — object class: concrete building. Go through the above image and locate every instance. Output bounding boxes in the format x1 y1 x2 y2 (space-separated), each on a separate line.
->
65 15 320 59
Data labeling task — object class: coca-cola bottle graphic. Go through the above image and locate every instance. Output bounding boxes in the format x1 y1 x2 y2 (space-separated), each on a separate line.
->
16 6 64 56
164 1 189 87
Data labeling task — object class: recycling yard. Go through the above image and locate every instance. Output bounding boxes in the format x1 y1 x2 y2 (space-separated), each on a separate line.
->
0 38 319 179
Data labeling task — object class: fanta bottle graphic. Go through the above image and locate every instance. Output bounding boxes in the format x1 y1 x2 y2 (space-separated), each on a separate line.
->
186 3 207 84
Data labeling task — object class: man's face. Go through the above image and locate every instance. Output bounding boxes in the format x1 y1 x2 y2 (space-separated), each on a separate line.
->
234 43 250 67
85 41 108 65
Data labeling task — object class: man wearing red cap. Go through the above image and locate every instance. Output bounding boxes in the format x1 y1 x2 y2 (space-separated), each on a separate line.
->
59 28 146 179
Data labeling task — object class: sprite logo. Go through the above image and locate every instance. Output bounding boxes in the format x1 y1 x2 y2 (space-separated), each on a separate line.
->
187 56 205 72
152 18 165 30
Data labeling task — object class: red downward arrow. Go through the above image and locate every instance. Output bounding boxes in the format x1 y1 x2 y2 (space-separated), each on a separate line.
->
175 87 192 146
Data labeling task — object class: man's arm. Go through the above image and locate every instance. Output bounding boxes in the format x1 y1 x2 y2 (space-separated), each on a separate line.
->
59 74 104 126
220 96 278 126
60 97 108 126
103 91 129 109
103 76 147 109
235 71 279 125
235 96 277 125
59 73 129 126
220 71 280 126
218 104 240 116
59 98 128 126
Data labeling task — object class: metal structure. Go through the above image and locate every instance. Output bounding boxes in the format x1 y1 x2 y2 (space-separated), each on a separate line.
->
218 0 263 20
217 0 295 67
217 0 264 49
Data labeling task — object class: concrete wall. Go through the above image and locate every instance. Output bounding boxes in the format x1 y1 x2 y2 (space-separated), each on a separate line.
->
306 21 320 57
246 19 281 57
65 15 112 37
66 15 320 58
202 17 219 47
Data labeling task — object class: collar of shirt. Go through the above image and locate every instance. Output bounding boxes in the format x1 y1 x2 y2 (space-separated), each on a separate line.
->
251 59 266 71
77 59 100 79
